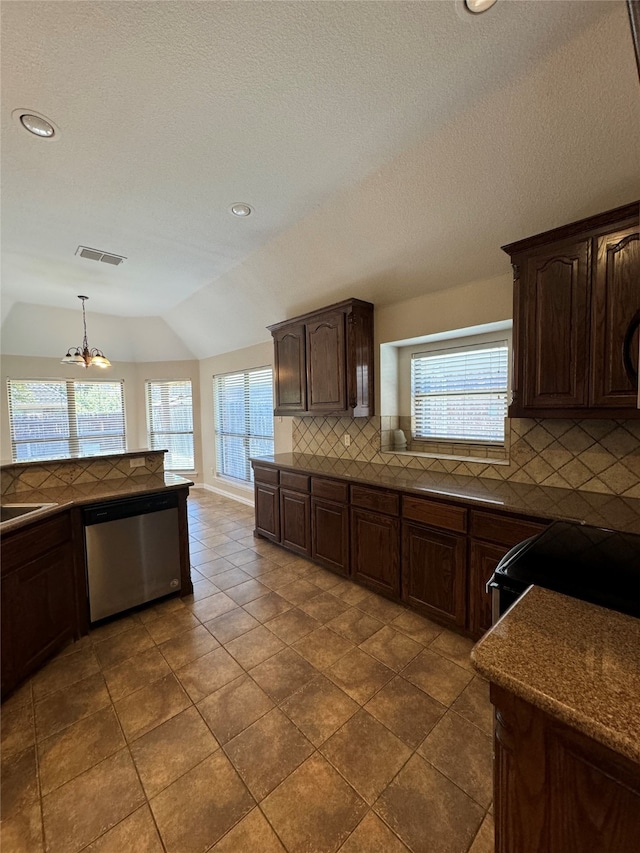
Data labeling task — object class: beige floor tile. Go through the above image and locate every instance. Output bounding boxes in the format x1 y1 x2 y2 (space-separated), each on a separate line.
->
31 646 100 701
307 567 344 591
83 805 164 852
418 711 493 808
238 556 280 578
429 629 475 671
262 753 367 853
149 751 254 853
1 695 35 757
189 591 237 622
226 625 286 669
299 591 350 624
321 710 411 805
195 557 235 578
42 748 145 853
367 673 445 742
33 672 110 742
260 566 301 591
144 610 200 644
468 812 495 853
210 807 286 852
0 801 44 853
225 578 271 605
38 706 125 795
265 607 322 644
189 578 221 601
211 567 253 590
451 677 494 737
250 648 318 703
130 706 218 797
390 609 443 645
102 647 171 701
293 625 355 669
327 608 385 644
213 540 247 558
204 607 260 643
224 708 314 800
281 674 359 747
176 647 244 702
338 812 410 852
402 648 473 706
331 581 371 606
197 674 274 744
190 549 226 568
243 591 293 622
158 624 220 670
326 648 394 705
93 625 155 670
114 673 191 741
374 754 484 853
359 625 422 672
1 746 38 819
278 578 324 606
89 613 141 639
356 594 406 624
226 548 263 567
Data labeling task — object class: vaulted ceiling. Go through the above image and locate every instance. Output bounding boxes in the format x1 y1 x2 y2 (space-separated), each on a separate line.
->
1 1 638 360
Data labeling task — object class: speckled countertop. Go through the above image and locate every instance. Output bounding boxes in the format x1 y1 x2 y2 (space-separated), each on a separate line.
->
0 473 193 534
252 453 640 533
471 586 640 763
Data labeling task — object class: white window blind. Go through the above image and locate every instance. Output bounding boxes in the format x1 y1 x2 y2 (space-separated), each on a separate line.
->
214 367 274 483
8 379 126 462
146 380 195 470
411 341 508 444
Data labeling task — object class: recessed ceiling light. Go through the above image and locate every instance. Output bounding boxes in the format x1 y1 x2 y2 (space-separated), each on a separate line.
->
464 0 497 13
229 203 252 217
12 108 60 140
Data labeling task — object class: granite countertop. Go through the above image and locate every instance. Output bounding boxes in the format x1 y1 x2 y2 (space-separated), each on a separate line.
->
252 453 640 534
471 586 640 763
0 448 167 470
0 473 194 534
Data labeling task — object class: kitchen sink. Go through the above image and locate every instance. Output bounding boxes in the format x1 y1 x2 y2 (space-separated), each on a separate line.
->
1 504 57 524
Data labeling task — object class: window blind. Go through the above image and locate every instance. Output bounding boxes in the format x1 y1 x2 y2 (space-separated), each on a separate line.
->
411 342 508 444
145 380 195 470
214 367 274 483
8 379 126 462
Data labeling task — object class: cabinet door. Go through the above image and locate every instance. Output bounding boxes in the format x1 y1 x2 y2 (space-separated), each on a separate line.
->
311 497 349 576
350 507 400 597
273 324 306 414
280 488 310 556
591 225 640 408
469 540 506 639
306 312 347 414
255 483 280 542
402 523 466 628
518 240 590 410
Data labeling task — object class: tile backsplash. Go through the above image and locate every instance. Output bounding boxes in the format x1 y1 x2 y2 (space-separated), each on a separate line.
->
292 417 640 499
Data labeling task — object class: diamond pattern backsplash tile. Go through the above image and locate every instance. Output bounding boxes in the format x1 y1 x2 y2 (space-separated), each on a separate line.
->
292 417 640 498
1 452 165 496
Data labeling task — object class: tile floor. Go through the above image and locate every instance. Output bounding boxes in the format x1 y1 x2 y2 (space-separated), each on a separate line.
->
1 488 494 853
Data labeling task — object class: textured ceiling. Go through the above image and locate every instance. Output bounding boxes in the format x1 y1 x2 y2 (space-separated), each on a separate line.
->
1 1 639 360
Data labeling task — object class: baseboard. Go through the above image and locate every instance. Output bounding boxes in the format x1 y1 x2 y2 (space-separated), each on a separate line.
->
191 482 254 508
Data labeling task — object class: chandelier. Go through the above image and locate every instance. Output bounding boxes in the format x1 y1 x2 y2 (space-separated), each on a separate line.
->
60 295 111 369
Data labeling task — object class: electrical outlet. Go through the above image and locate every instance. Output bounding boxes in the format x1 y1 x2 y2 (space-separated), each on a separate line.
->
343 434 351 447
129 457 146 468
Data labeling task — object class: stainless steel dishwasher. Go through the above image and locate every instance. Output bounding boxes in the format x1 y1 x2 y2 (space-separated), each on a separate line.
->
83 491 182 622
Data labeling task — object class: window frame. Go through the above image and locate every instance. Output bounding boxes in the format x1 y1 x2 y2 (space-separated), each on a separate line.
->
7 378 127 462
145 379 195 471
213 366 274 484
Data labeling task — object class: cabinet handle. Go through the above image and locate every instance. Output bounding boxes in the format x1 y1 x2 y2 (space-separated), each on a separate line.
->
622 310 640 387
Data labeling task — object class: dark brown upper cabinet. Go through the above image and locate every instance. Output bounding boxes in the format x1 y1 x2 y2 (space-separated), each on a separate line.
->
268 298 374 417
503 202 639 418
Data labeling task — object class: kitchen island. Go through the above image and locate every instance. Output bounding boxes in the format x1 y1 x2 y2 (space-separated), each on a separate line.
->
472 586 640 853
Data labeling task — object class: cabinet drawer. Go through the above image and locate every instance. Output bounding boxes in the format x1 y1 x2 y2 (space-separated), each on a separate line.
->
2 511 71 571
280 471 310 492
311 477 348 502
253 465 279 486
350 485 399 516
470 511 546 548
402 496 467 533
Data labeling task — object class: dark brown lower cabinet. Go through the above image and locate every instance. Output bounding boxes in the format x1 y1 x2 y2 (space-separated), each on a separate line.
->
280 488 310 556
350 507 400 597
402 522 466 628
492 684 640 853
469 541 506 638
254 483 280 542
311 497 349 576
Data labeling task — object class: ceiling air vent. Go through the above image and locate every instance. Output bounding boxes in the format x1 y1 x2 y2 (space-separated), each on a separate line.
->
75 246 126 266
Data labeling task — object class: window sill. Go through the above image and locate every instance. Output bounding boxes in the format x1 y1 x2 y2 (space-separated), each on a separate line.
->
380 449 511 466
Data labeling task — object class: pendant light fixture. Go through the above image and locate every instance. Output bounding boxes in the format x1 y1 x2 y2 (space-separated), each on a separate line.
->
60 295 111 369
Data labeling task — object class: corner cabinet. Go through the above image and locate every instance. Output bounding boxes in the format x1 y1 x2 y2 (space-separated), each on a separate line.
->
503 202 639 418
268 298 374 417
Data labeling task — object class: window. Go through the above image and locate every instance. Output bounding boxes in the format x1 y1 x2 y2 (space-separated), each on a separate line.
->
214 367 274 483
7 379 126 462
145 380 195 471
411 340 508 444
